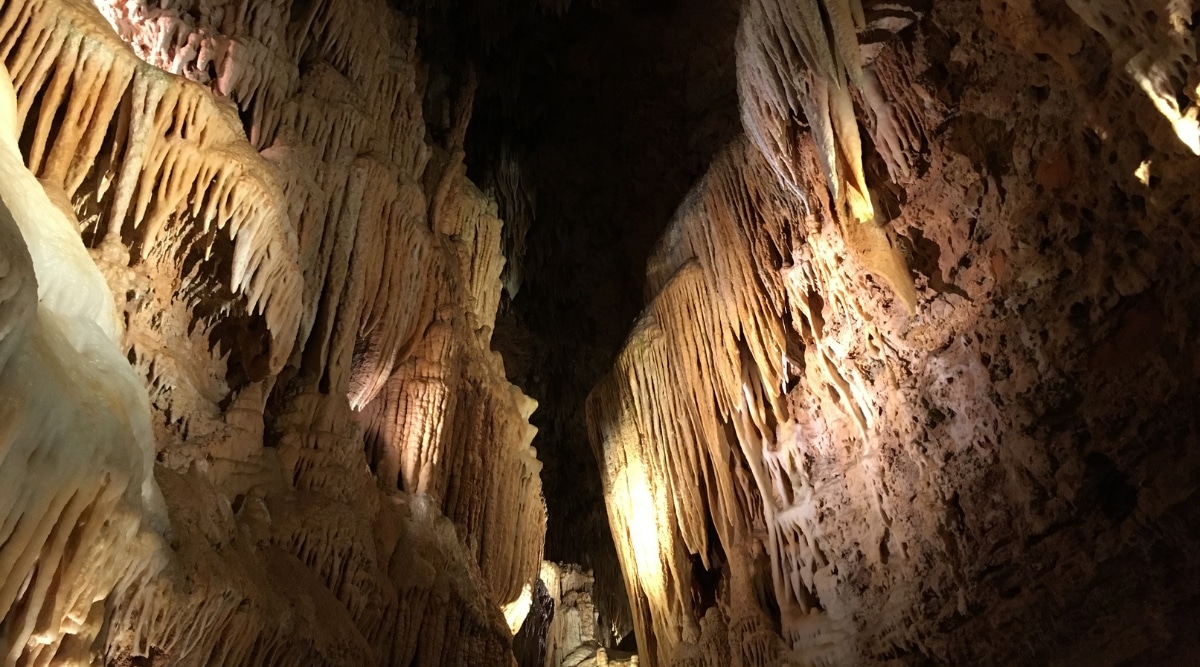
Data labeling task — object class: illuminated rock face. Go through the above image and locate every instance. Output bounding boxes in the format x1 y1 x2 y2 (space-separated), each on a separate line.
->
0 62 166 667
2 0 1200 665
0 0 543 665
590 2 1200 666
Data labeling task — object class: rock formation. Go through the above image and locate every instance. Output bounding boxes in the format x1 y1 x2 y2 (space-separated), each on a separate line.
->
1 0 1199 665
589 0 1200 665
0 0 543 664
515 562 638 667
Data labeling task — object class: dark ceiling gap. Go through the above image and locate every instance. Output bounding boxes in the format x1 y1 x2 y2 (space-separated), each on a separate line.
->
407 0 743 640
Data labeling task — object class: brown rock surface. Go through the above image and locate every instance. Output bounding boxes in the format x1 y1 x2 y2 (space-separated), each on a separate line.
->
0 0 542 664
1 0 1199 665
589 0 1200 665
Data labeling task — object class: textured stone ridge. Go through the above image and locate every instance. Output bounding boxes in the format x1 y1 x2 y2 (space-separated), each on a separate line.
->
3 0 1200 664
589 0 1200 665
0 0 544 665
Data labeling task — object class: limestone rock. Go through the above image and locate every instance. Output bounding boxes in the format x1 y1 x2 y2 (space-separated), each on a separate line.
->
0 0 544 664
590 3 1200 665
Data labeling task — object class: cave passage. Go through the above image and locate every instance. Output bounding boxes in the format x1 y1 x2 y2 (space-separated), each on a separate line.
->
3 0 1200 664
411 0 745 640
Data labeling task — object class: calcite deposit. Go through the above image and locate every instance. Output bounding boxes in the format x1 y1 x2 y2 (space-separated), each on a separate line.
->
0 0 543 665
589 0 1200 665
0 61 166 667
1 0 1199 665
515 563 639 667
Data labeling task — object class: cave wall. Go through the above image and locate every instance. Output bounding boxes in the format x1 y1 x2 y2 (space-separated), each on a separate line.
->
589 0 1200 665
0 0 544 665
2 0 1200 664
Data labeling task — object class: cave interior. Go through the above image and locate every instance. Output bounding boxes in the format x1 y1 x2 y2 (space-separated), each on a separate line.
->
0 0 1198 665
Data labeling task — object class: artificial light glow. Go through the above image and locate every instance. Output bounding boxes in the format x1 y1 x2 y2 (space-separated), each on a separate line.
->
847 186 875 224
1129 64 1200 155
1136 160 1152 186
611 458 666 600
502 582 534 634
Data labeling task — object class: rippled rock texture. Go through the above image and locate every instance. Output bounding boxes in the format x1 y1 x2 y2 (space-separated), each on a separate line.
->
2 0 1200 665
0 0 543 664
589 0 1200 665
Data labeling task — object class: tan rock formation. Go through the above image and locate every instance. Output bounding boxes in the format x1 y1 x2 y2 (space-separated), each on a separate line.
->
2 0 1199 665
539 563 640 667
515 563 639 667
590 2 1200 665
0 0 544 664
736 0 919 311
0 61 167 667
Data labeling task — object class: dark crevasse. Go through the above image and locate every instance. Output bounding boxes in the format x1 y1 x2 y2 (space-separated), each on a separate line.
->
408 0 744 643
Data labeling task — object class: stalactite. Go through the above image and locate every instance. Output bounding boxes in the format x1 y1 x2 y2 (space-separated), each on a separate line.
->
736 0 919 311
0 62 168 667
737 0 873 222
0 0 546 664
591 138 882 666
486 146 535 299
0 0 303 371
592 1 1200 664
